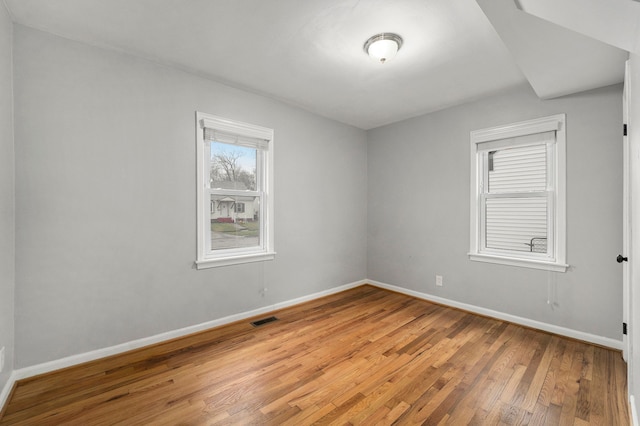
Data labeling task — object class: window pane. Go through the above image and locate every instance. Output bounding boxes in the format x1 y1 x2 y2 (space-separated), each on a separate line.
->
210 194 260 250
485 197 547 253
209 141 257 191
488 144 546 193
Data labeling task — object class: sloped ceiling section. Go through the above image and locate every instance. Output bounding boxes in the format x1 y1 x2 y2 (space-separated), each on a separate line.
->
477 0 629 100
516 0 640 53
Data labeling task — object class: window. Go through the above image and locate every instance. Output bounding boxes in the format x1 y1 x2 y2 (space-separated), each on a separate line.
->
196 112 275 268
469 114 567 272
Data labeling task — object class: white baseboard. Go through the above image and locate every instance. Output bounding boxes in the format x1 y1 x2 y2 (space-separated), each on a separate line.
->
12 279 367 382
0 372 18 416
367 280 623 350
631 395 639 426
5 277 623 405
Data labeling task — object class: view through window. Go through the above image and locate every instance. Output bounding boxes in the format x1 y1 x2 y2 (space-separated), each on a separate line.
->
209 141 261 250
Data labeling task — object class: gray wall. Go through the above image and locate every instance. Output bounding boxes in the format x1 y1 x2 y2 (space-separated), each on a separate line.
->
0 3 15 391
367 83 623 340
13 26 367 368
7 22 625 371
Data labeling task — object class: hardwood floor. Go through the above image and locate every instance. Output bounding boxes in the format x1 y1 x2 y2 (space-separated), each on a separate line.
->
0 285 630 425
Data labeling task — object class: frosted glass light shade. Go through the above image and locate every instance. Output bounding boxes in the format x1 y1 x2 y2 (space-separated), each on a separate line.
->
364 33 403 64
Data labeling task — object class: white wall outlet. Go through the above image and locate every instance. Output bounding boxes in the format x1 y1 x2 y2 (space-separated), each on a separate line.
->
436 275 443 287
0 346 4 373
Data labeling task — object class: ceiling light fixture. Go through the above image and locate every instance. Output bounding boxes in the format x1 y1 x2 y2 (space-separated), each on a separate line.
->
364 33 403 64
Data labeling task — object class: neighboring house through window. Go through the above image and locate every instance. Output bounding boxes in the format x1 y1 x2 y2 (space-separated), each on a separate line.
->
469 114 567 272
196 112 275 268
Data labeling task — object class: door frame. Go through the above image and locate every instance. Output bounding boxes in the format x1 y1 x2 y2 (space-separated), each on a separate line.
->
623 60 631 364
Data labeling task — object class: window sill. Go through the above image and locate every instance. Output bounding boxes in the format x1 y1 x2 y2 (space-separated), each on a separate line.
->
468 253 568 272
196 252 276 269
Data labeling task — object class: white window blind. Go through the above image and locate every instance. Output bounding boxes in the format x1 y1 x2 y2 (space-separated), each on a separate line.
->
203 128 269 151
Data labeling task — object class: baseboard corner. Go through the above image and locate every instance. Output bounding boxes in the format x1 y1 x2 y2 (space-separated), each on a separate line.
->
0 371 18 420
631 394 639 426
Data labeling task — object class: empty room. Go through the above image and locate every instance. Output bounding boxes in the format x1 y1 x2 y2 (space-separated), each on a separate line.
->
1 0 640 424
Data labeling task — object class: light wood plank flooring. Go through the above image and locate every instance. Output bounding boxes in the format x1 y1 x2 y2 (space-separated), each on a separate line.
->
0 285 630 425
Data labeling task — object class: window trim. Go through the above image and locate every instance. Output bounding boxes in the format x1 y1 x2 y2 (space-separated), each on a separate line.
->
468 114 568 272
195 112 275 269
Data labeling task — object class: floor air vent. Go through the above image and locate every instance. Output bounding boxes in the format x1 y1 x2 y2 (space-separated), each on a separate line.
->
251 316 278 327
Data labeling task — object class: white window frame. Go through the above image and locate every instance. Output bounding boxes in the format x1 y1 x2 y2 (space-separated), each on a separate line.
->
195 112 275 269
469 114 568 272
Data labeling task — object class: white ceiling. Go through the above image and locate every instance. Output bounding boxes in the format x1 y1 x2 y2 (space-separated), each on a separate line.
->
3 0 635 129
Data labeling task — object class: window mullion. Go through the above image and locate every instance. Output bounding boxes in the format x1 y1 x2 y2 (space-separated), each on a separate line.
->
547 191 555 260
210 189 260 197
546 140 556 260
484 191 547 199
480 193 487 251
203 141 212 254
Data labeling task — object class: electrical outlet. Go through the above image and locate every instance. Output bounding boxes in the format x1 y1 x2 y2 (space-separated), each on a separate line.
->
0 346 4 373
436 275 443 287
